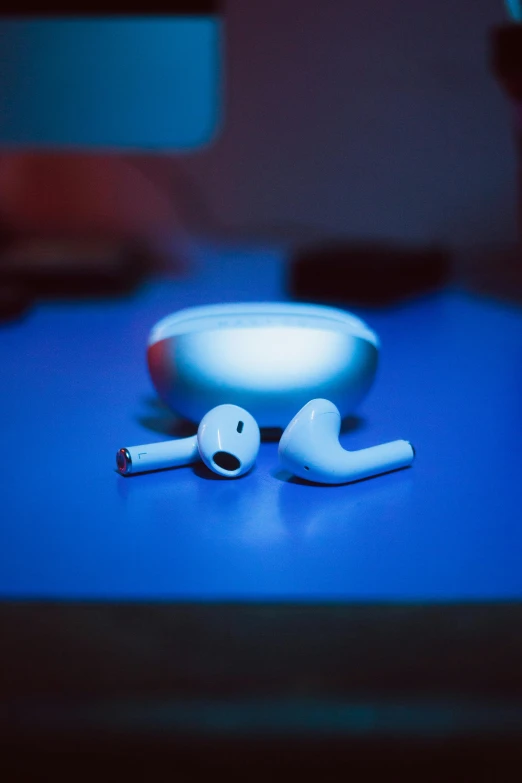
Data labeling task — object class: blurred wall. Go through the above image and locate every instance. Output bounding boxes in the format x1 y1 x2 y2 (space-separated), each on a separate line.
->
0 0 517 250
182 0 518 248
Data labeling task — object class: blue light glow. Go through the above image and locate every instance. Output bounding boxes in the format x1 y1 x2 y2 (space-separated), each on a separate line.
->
505 0 522 21
0 17 221 150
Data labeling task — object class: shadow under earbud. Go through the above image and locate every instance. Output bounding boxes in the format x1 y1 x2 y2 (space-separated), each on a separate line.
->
340 414 365 435
114 464 189 479
262 418 363 443
271 468 342 487
191 462 252 481
137 395 198 438
260 427 283 442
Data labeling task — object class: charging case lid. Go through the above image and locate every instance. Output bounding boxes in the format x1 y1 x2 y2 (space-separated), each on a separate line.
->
147 302 379 428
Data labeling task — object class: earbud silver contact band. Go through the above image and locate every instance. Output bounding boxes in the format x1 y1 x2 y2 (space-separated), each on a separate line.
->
116 448 132 475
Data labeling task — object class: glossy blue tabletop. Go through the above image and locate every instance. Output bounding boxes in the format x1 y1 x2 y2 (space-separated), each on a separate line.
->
1 242 522 601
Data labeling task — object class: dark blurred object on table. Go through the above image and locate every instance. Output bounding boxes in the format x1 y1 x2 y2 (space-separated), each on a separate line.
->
490 23 522 102
288 241 451 307
0 234 156 322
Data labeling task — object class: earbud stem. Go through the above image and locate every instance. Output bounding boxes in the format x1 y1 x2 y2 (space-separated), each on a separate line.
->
116 436 199 475
335 439 414 484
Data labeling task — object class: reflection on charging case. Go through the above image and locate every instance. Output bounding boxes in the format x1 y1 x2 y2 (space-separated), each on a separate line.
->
147 302 379 428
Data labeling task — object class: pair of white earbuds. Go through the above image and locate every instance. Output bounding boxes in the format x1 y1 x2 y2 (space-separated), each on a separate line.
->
116 399 415 485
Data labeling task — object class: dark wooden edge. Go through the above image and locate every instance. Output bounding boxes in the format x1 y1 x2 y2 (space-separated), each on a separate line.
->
2 600 522 702
1 601 522 768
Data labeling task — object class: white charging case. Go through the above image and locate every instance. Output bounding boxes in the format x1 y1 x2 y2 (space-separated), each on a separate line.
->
147 302 379 428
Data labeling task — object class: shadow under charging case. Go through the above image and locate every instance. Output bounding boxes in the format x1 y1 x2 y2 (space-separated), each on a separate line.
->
147 303 380 428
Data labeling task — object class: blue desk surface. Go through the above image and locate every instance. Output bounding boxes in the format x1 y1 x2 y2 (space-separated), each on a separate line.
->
1 242 522 601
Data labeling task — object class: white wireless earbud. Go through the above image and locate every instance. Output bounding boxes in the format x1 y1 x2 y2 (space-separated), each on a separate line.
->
197 404 260 478
278 398 415 484
116 404 260 478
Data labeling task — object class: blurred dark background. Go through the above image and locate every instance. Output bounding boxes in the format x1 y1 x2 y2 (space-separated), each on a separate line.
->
0 0 520 313
183 0 515 249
